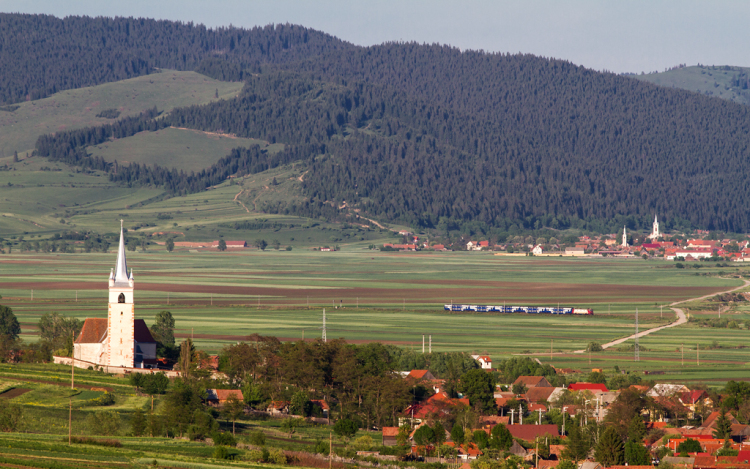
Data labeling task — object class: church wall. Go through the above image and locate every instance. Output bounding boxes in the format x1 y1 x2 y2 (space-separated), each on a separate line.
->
74 342 107 365
108 301 135 367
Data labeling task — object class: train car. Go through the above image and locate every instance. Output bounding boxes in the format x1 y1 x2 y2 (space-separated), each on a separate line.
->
444 304 592 315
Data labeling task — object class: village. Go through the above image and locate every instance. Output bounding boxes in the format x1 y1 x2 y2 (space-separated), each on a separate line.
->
383 217 750 262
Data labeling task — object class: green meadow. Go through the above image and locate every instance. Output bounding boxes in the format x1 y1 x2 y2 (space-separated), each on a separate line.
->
87 127 279 172
0 70 244 158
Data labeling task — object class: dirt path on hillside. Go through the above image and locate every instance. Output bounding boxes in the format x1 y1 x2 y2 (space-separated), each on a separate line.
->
572 279 750 354
234 189 250 213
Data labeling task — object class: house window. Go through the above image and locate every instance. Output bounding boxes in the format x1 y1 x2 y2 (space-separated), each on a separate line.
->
118 293 125 303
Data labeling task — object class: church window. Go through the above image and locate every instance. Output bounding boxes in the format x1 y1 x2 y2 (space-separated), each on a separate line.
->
118 293 125 303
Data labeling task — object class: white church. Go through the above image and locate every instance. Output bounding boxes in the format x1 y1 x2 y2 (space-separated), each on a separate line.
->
73 222 157 368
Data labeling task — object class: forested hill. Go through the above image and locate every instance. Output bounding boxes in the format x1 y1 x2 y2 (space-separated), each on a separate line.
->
15 13 750 233
0 13 351 104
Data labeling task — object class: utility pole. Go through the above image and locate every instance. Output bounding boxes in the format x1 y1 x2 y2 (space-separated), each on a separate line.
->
538 408 543 425
322 309 327 343
550 339 553 360
519 404 523 425
429 335 432 353
697 343 699 366
329 431 332 469
562 411 565 436
71 334 75 389
68 398 72 445
661 305 663 318
422 335 425 353
509 409 515 425
682 343 684 366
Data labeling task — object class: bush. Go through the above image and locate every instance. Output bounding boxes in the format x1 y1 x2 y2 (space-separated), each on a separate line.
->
334 418 358 440
247 430 266 446
587 342 603 352
268 448 287 464
354 435 374 451
212 431 237 447
88 391 116 406
314 439 330 455
213 445 230 459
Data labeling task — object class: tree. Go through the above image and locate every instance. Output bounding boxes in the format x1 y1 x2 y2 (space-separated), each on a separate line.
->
562 424 592 463
587 371 607 384
140 373 170 395
433 422 446 446
557 461 576 469
12 151 18 163
459 369 496 414
334 418 358 440
254 239 267 251
490 423 513 450
473 429 489 449
625 440 651 465
0 305 20 341
140 237 148 251
218 239 227 251
511 383 528 395
151 311 175 348
223 393 246 436
290 390 311 417
713 412 733 440
413 424 435 446
38 312 82 351
451 423 465 445
676 438 702 455
165 238 174 252
131 408 147 436
595 426 624 467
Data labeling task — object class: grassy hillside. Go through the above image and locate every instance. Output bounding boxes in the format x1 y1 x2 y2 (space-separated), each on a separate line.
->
630 65 750 105
0 70 243 158
87 127 279 171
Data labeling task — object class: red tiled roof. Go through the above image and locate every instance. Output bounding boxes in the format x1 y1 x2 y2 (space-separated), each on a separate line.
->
408 370 433 380
76 318 108 344
382 427 399 437
529 404 548 412
310 399 329 411
134 319 155 343
736 451 750 463
513 376 552 387
681 390 708 404
568 383 608 392
538 461 560 469
207 389 243 401
525 386 556 403
506 424 559 441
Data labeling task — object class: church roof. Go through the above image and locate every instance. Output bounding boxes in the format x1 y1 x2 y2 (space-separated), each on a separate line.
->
76 318 108 344
134 319 156 343
111 220 132 287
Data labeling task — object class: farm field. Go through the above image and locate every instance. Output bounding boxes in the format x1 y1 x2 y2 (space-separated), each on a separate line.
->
0 70 244 158
2 249 750 384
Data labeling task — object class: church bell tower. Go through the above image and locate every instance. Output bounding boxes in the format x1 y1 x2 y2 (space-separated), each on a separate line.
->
107 220 135 367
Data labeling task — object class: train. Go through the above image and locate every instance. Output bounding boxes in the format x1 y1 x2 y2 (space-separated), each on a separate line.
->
443 304 594 315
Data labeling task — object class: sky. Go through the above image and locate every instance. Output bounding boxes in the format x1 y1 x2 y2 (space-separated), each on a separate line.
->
1 0 747 74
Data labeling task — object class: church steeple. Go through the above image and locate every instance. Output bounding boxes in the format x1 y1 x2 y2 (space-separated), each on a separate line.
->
111 220 133 287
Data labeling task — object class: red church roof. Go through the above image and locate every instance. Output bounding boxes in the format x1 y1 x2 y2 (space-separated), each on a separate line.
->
76 318 108 344
568 383 608 392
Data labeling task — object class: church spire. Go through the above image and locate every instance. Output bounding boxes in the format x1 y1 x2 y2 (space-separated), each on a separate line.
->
112 220 131 286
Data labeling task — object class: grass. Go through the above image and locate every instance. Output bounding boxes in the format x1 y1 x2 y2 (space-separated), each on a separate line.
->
87 127 278 172
632 65 750 105
0 70 244 158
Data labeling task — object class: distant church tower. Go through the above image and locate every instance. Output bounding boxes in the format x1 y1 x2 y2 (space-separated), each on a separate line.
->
622 226 628 248
107 220 135 367
648 215 661 240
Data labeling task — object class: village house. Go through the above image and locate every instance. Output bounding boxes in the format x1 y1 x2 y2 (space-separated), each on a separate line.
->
267 400 290 415
532 245 544 255
471 355 492 369
206 389 243 407
513 376 553 389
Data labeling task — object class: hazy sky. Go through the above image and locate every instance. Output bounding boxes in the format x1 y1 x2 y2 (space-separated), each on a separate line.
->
2 0 747 74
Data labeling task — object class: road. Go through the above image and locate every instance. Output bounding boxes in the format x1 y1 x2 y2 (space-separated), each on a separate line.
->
572 279 750 354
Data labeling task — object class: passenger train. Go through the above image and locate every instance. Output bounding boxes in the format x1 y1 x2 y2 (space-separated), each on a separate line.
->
443 304 594 315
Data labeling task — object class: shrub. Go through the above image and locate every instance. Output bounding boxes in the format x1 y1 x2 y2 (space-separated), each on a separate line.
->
269 448 287 464
213 445 230 459
314 439 329 455
0 401 22 432
88 391 116 406
354 435 374 451
334 418 358 440
212 431 237 447
247 430 266 446
247 449 265 461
